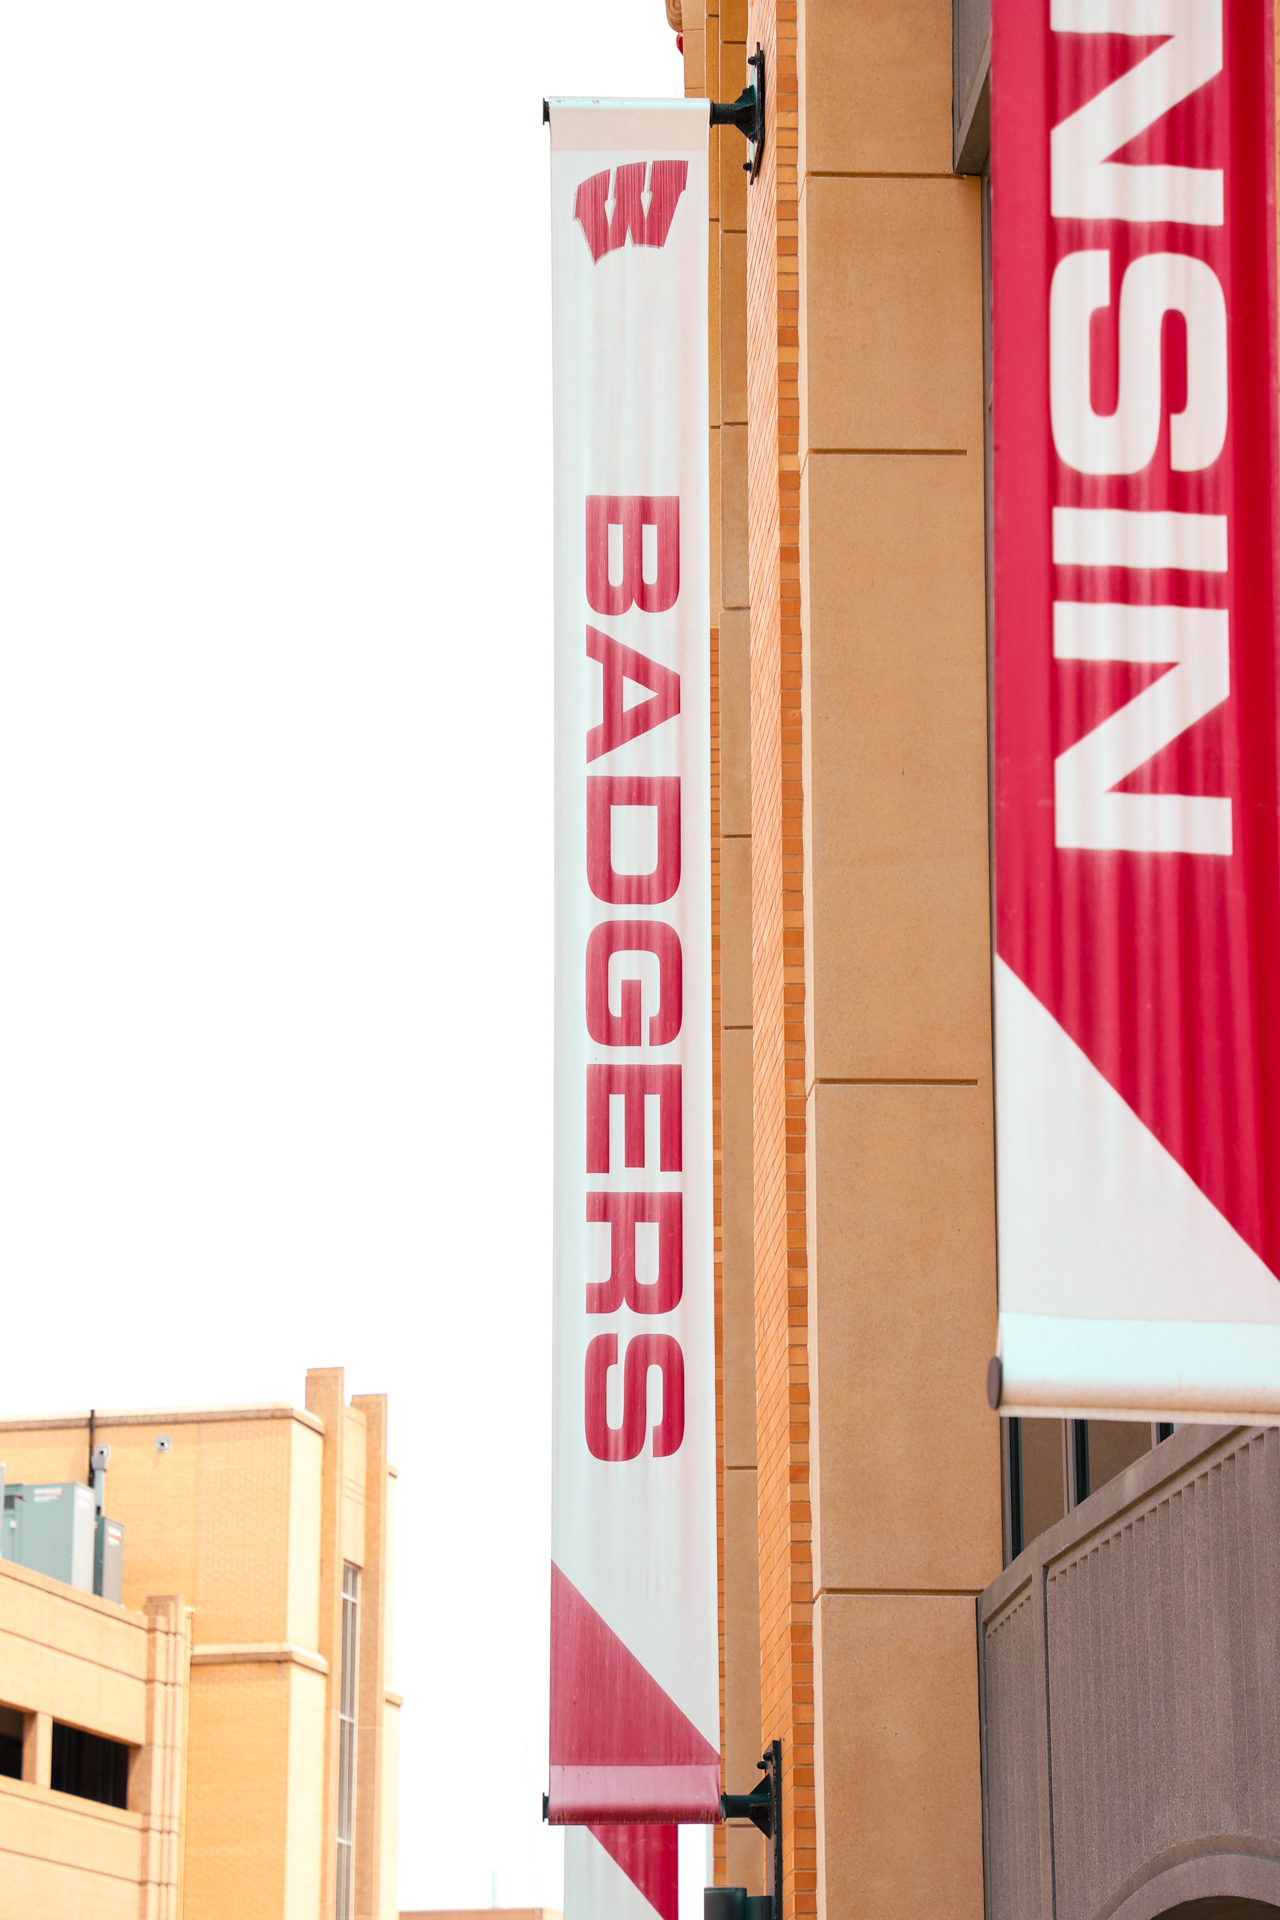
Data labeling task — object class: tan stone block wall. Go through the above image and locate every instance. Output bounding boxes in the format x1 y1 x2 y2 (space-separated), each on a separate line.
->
725 1822 767 1900
797 0 952 178
720 609 752 836
806 1083 998 1594
719 56 749 241
721 1030 757 1472
789 5 1000 1920
721 838 753 1029
800 454 989 1080
710 427 723 634
799 180 983 457
721 425 750 612
0 1559 148 1746
721 231 749 426
0 1563 186 1917
137 1593 190 1917
0 1778 145 1920
723 1468 763 1846
812 1594 984 1920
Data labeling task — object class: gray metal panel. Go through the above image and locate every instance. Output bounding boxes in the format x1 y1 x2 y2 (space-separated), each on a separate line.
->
3 1482 96 1592
94 1515 124 1605
981 1577 1045 1920
1 1488 18 1564
953 0 990 173
978 1426 1280 1920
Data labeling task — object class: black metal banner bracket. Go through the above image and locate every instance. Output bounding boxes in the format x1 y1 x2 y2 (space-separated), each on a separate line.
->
720 1736 783 1909
709 43 766 182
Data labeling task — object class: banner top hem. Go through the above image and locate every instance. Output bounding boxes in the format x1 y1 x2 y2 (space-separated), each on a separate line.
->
547 100 710 151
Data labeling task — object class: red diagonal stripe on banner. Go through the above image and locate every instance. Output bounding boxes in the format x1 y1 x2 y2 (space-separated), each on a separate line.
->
589 1824 678 1920
550 1562 718 1764
548 1563 720 1822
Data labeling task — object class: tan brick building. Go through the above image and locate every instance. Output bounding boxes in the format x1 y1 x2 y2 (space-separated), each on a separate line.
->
677 4 1280 1920
0 1366 397 1920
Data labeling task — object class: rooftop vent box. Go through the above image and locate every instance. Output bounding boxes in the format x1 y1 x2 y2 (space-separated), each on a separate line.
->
1 1483 121 1598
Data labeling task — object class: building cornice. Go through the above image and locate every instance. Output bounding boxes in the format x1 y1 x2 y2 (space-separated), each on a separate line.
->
0 1403 324 1436
191 1642 329 1675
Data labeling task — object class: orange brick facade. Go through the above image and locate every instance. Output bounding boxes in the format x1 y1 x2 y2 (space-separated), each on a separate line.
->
741 11 814 1920
689 0 812 1906
689 0 815 1910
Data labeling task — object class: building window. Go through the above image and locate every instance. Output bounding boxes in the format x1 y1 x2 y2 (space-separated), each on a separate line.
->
1004 1417 1164 1563
0 1706 22 1781
1066 1418 1090 1509
336 1563 359 1920
51 1721 129 1807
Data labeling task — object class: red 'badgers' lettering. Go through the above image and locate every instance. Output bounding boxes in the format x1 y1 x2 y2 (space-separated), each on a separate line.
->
582 492 685 1461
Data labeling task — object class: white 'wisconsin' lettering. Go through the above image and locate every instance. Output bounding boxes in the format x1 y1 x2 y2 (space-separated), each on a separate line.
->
1050 0 1223 225
1054 601 1231 854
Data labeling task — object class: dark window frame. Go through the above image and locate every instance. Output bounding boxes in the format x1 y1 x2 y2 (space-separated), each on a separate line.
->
50 1720 129 1809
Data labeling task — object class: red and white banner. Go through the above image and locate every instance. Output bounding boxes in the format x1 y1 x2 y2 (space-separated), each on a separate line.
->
992 0 1280 1418
565 1825 678 1920
546 100 719 1824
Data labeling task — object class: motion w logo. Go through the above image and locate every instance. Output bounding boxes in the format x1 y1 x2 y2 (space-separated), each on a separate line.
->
574 161 689 263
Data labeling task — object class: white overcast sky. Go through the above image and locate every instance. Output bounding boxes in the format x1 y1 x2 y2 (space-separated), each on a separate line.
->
0 5 681 1909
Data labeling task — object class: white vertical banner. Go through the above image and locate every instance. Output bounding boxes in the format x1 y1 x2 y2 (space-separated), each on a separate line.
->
545 99 719 1826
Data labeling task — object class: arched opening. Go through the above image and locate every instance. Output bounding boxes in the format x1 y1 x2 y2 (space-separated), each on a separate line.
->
1159 1901 1280 1920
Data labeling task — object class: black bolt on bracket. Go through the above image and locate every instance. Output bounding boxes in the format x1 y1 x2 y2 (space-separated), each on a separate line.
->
709 42 766 182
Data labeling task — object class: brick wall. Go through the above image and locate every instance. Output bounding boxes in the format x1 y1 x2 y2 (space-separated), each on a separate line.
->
744 7 813 1920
